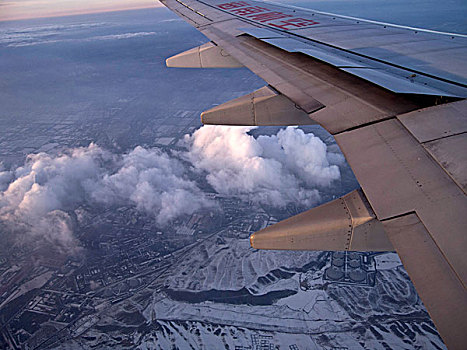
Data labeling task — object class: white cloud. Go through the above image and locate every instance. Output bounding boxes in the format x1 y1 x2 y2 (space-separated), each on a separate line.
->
0 127 344 253
258 127 342 188
184 126 341 208
0 163 13 191
0 144 214 252
88 146 215 225
0 144 108 252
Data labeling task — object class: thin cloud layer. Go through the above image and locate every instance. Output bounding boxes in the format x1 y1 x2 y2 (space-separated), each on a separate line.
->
184 126 341 207
0 126 343 253
1 30 159 47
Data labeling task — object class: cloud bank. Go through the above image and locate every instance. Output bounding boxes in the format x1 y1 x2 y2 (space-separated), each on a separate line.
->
0 144 108 252
184 126 341 207
0 126 342 253
0 144 212 252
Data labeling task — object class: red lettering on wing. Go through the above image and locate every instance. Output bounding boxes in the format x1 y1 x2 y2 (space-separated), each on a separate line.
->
269 17 320 30
217 1 250 10
231 6 269 16
216 2 320 29
247 11 292 23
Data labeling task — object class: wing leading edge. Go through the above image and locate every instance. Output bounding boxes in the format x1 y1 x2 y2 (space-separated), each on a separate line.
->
159 0 467 348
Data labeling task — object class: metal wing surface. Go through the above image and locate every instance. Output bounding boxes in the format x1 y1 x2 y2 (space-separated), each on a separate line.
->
158 0 467 348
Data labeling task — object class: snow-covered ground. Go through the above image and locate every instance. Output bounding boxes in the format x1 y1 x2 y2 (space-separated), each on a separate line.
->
134 234 445 349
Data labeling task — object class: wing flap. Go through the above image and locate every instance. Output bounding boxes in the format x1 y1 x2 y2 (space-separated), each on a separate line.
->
383 213 467 350
340 67 456 96
397 101 467 192
333 111 467 350
424 134 467 193
335 118 467 283
398 100 467 143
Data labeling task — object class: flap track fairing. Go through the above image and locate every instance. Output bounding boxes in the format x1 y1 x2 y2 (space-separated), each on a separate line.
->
250 189 393 251
201 86 316 126
166 41 243 68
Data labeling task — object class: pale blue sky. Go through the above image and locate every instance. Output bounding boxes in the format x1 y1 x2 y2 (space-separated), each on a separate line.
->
0 0 161 21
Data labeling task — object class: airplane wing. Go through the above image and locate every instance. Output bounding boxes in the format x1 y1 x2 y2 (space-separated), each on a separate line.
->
158 0 467 348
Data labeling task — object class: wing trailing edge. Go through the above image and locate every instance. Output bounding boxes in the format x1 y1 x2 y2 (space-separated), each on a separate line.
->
250 189 393 251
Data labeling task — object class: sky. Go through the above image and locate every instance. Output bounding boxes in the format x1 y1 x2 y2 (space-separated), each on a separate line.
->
2 0 466 33
0 0 162 21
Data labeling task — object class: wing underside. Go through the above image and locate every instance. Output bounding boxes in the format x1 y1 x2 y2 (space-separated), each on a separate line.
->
159 0 467 348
